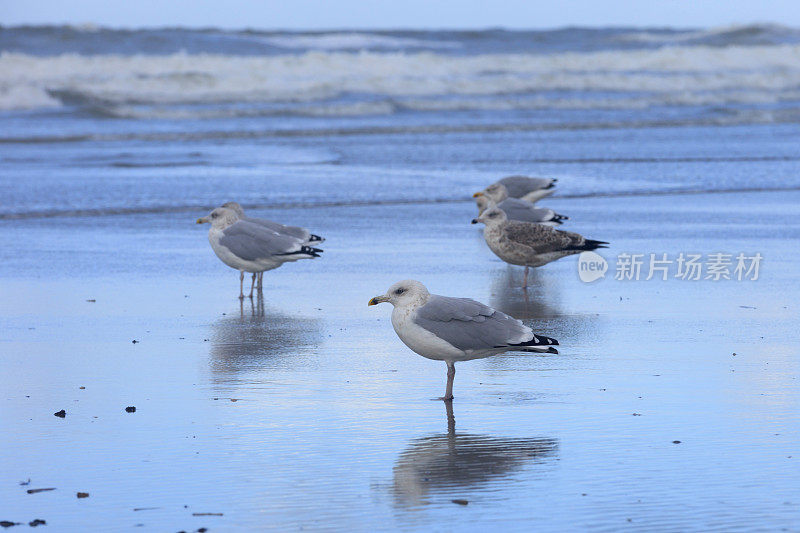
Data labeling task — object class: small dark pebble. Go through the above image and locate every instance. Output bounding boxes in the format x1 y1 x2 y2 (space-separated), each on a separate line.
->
125 406 136 413
133 507 160 512
632 413 641 416
672 440 681 444
86 299 95 303
26 488 55 494
28 520 46 527
54 410 66 418
132 340 139 344
77 492 89 499
79 386 85 390
0 521 19 528
19 479 30 486
451 499 469 506
191 513 222 517
197 529 207 532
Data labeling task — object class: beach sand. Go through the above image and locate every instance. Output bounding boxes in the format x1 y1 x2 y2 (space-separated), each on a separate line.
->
1 190 798 531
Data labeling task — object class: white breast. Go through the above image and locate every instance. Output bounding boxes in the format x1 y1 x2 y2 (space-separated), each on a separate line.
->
391 306 464 361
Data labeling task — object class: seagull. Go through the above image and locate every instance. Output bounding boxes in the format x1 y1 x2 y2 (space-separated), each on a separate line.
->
221 202 324 245
197 206 322 299
475 175 557 205
220 202 324 290
472 206 608 287
473 193 568 226
368 280 559 401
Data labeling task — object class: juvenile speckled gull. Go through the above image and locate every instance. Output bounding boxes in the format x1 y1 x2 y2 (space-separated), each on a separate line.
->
473 193 568 226
475 175 557 205
221 201 324 289
197 207 322 299
368 280 558 401
472 207 608 287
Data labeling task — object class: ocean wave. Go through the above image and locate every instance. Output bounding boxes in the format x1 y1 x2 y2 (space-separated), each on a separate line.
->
1 44 800 114
4 185 800 220
261 32 460 50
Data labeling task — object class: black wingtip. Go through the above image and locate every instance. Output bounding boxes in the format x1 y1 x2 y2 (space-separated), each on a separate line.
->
545 179 557 189
547 347 559 354
309 234 324 242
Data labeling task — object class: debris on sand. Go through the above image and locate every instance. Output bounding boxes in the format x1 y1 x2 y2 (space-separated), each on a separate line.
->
673 440 682 444
131 340 139 344
18 479 30 486
76 492 89 499
125 406 136 413
86 299 96 303
0 521 20 528
53 410 66 418
191 513 223 516
28 520 46 527
451 499 469 505
26 488 55 494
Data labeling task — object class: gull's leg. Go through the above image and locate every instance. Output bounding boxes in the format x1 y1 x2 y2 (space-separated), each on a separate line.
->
249 273 256 299
239 271 245 300
442 361 455 401
523 266 529 288
256 272 263 291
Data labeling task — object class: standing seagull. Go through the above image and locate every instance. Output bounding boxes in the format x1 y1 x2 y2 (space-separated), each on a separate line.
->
472 207 607 287
473 193 568 226
197 207 322 299
368 280 558 401
221 202 324 290
476 175 557 205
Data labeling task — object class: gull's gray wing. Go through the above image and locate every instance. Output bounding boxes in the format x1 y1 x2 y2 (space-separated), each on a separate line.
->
244 216 310 241
219 220 305 261
413 295 536 352
498 198 559 223
497 176 556 197
503 221 605 254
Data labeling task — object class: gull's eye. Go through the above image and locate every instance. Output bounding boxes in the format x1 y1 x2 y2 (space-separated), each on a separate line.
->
489 212 498 217
211 212 218 218
394 288 405 295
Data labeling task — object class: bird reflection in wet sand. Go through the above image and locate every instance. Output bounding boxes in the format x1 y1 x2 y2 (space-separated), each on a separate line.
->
489 266 562 320
209 294 322 376
392 402 558 506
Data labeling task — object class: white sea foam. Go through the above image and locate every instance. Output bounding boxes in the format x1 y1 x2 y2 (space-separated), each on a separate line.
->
1 44 799 113
262 32 460 50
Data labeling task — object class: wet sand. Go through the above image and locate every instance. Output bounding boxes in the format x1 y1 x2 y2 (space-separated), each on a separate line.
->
1 190 799 531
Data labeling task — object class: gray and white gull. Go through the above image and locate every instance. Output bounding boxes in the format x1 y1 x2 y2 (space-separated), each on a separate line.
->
368 280 558 401
472 207 607 287
475 175 557 205
197 206 322 299
221 201 324 290
473 193 568 226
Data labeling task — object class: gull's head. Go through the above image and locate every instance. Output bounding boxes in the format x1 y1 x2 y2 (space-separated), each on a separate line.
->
221 201 245 218
196 207 239 228
481 183 508 203
368 280 430 308
472 206 507 226
472 192 496 215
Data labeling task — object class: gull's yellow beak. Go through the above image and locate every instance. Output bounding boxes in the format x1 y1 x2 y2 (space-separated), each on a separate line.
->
368 295 388 306
196 217 207 224
472 192 484 198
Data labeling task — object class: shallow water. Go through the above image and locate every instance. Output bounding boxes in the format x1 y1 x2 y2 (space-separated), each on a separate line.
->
1 188 799 531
